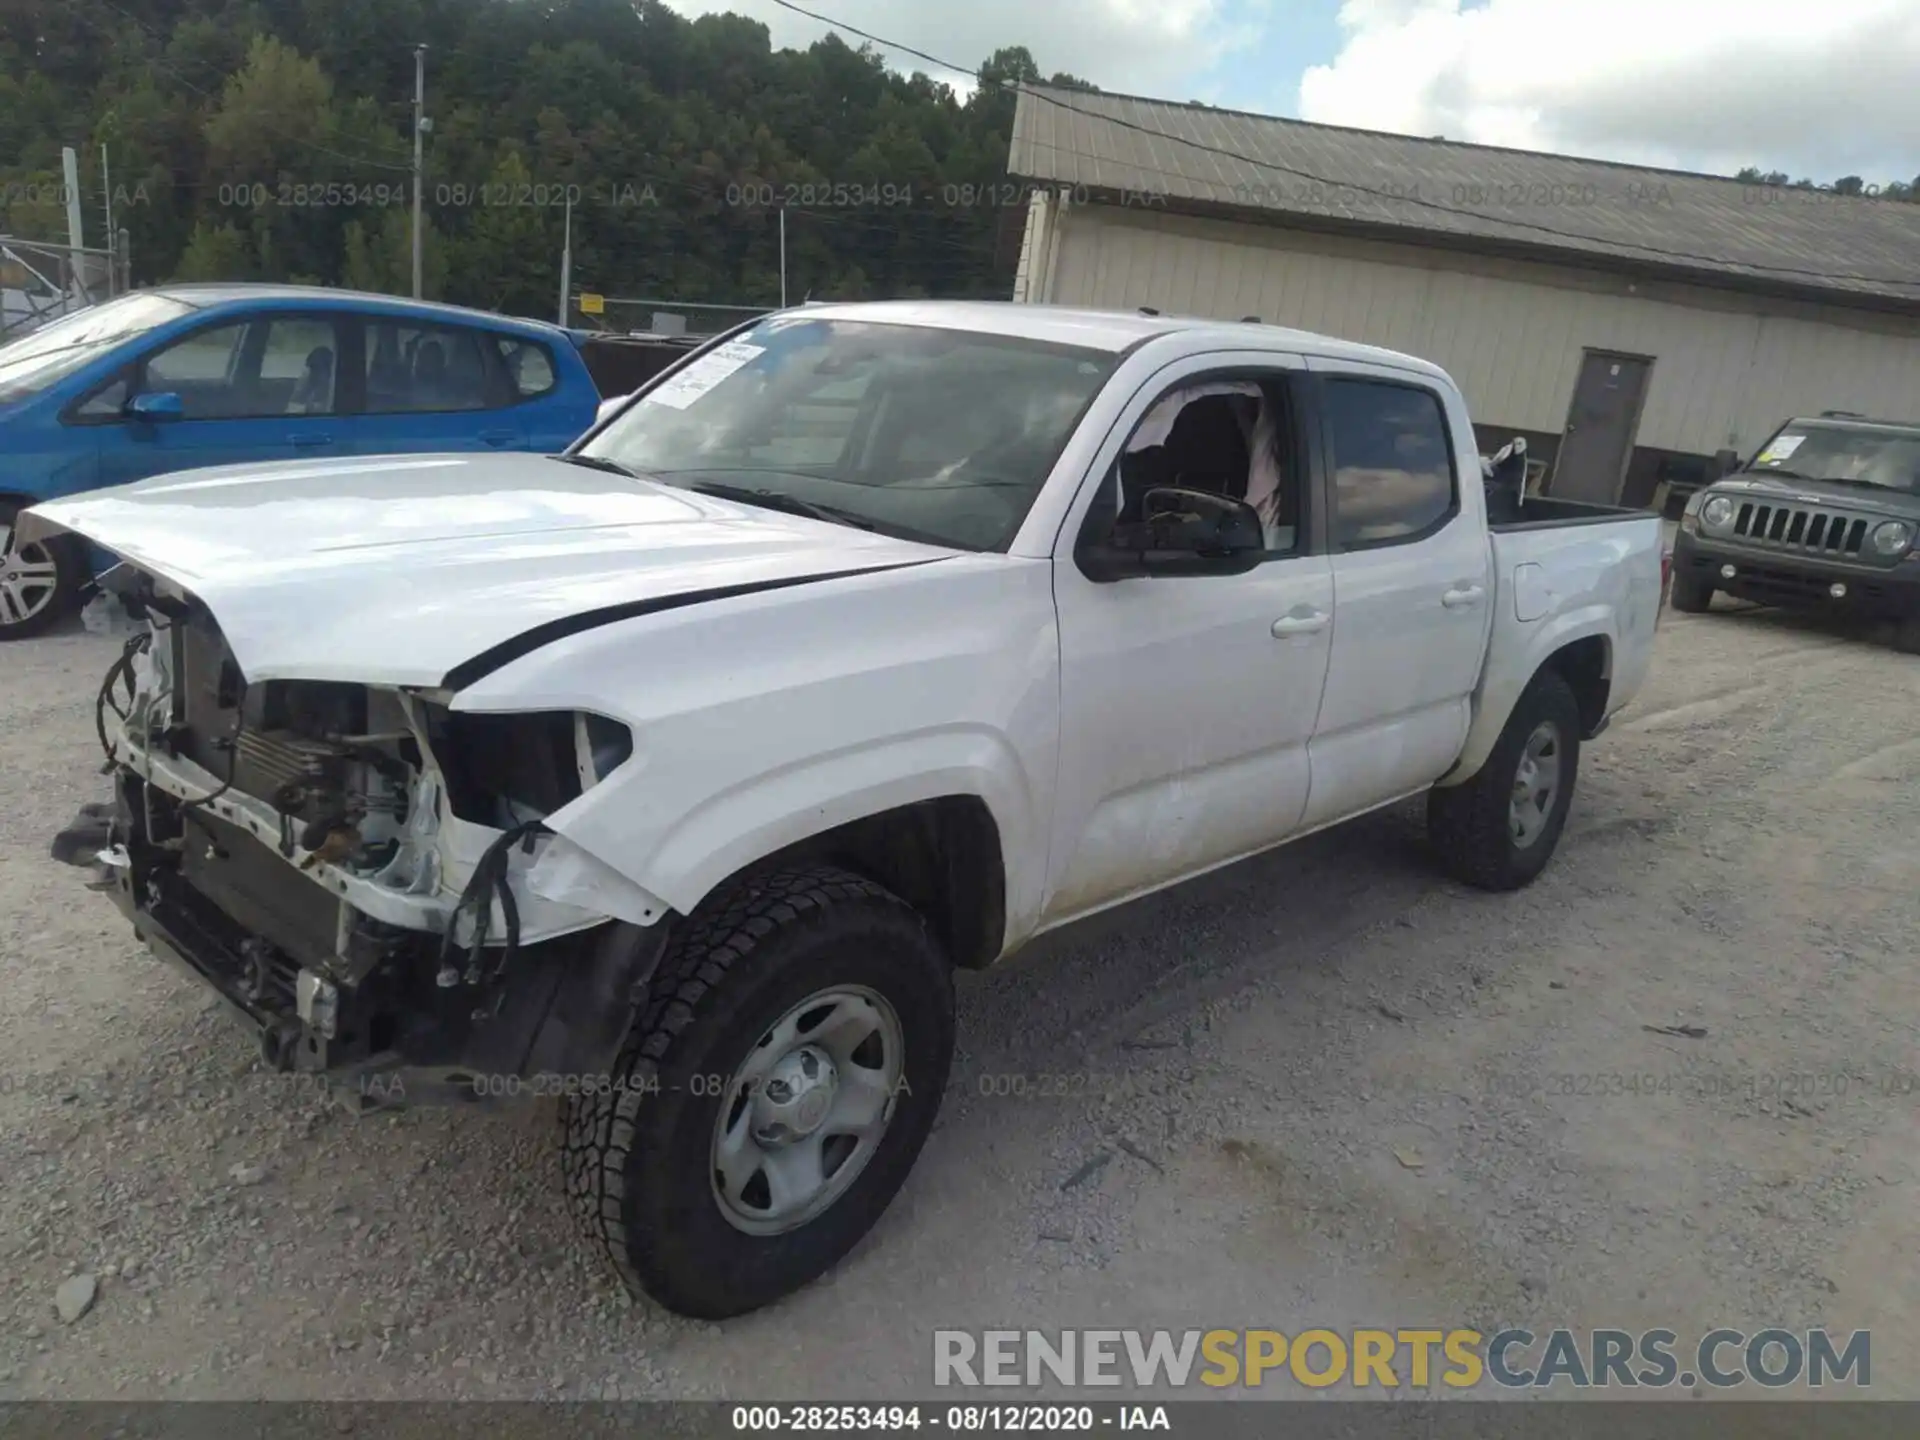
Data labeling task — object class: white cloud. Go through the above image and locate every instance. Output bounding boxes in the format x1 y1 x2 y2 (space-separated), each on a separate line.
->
659 0 1236 99
1298 0 1920 184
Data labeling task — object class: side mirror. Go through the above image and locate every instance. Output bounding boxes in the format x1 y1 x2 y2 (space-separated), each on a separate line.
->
1079 486 1265 582
127 392 184 423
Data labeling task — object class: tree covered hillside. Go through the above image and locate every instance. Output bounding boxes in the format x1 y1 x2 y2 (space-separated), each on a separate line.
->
0 0 1090 316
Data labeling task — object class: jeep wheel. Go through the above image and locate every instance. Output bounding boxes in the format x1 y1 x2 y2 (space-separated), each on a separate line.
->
1890 617 1920 656
1427 669 1582 892
561 865 955 1319
1666 567 1714 614
0 499 80 640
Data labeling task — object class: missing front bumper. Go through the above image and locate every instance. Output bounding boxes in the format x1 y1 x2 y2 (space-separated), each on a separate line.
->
54 779 670 1109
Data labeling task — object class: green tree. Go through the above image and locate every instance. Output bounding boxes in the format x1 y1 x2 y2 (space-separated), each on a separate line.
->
341 208 448 298
172 218 251 281
202 35 343 185
446 149 562 317
8 0 1054 300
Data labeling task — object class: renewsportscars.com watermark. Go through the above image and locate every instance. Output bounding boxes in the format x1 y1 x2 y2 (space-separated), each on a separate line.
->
933 1328 1870 1391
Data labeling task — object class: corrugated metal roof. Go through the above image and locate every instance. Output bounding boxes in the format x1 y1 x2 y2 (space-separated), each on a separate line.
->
1008 86 1920 310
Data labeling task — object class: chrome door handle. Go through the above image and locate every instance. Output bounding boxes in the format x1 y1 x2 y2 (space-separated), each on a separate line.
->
1271 610 1329 638
1442 584 1486 609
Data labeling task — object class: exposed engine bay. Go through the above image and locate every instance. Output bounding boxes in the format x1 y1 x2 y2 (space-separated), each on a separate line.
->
61 566 663 1105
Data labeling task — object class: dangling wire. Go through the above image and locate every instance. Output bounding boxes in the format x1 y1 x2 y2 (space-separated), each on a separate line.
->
435 819 550 988
178 693 246 814
95 630 152 767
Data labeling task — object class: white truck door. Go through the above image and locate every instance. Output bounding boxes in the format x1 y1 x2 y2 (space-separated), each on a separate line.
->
1042 355 1334 925
1300 361 1495 829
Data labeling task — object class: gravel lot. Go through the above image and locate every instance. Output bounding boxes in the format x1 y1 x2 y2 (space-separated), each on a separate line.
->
2 598 1917 1401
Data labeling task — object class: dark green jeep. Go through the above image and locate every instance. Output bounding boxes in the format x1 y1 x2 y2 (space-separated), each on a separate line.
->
1671 413 1920 652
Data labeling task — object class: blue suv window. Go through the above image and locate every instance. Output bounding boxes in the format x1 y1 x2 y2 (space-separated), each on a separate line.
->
131 314 341 420
493 336 556 399
365 321 495 413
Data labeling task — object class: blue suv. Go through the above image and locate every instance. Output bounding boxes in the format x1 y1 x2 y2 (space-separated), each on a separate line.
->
0 284 601 637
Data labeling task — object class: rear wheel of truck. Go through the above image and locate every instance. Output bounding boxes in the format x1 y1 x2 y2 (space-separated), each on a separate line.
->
561 864 955 1319
1666 567 1714 613
1427 669 1582 892
0 499 80 640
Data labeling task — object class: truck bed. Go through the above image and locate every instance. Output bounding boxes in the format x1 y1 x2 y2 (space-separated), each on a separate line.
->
1448 497 1664 785
1486 489 1651 531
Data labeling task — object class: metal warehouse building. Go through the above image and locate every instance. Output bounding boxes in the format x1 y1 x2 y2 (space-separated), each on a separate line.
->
1007 86 1920 510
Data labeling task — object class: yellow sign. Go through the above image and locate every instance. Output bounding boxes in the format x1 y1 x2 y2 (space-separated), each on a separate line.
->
578 292 605 316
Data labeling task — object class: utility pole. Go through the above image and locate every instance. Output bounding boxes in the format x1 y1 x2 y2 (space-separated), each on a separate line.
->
61 147 90 303
100 144 115 295
557 192 572 327
411 44 428 299
778 205 787 308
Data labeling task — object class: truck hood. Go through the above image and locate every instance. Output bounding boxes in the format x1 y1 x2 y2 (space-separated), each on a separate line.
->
1710 472 1920 520
21 452 953 687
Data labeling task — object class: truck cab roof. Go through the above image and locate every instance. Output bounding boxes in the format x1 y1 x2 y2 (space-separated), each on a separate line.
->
789 300 1452 381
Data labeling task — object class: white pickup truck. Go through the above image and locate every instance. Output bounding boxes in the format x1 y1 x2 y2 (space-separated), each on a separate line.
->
28 301 1663 1320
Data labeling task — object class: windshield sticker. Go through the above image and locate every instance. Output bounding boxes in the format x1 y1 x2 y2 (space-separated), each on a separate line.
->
647 341 766 410
1757 434 1806 463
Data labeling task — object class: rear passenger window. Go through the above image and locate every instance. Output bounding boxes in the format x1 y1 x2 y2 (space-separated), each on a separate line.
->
364 322 494 413
259 317 337 415
1323 378 1456 548
494 337 556 399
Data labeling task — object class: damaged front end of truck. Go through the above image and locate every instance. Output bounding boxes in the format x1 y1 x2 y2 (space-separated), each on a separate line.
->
52 565 668 1109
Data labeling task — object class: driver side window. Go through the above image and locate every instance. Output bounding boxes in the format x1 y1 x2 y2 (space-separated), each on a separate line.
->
75 375 131 419
139 321 251 419
1080 375 1302 557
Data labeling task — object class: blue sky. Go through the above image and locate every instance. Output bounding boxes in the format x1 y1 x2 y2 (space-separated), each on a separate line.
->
665 0 1920 187
1189 0 1343 117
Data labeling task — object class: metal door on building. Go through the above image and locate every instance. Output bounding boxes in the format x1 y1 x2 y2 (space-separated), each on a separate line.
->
1551 350 1653 504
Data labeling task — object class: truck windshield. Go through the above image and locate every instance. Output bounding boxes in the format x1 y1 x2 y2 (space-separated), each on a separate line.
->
1750 426 1920 494
576 315 1117 551
0 292 194 406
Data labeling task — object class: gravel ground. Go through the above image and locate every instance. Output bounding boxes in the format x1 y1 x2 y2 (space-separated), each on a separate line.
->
2 598 1917 1401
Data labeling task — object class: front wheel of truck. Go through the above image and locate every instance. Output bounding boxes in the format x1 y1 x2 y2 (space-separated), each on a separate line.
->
561 864 955 1319
1427 669 1582 892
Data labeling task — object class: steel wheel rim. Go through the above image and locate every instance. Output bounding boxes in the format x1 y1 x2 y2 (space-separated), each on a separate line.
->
710 984 905 1237
1509 720 1563 849
0 522 60 629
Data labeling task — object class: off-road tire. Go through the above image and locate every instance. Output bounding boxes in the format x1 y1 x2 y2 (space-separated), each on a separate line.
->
560 864 955 1319
1889 617 1920 655
0 498 82 640
1666 567 1714 614
1427 669 1583 892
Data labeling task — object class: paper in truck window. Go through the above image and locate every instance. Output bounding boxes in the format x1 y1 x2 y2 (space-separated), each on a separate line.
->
647 341 765 410
1757 433 1806 463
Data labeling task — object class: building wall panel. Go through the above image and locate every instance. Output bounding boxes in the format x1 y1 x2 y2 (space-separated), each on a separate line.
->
1038 207 1920 459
